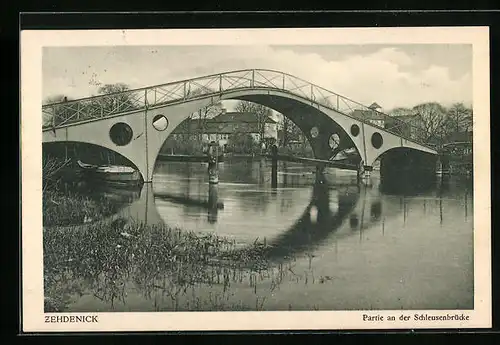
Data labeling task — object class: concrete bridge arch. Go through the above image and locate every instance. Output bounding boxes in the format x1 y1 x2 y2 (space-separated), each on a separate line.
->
42 70 437 183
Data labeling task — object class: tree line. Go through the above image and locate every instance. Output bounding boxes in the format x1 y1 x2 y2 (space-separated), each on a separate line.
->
386 102 473 146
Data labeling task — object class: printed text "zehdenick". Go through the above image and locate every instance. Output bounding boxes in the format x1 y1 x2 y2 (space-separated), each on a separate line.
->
45 315 98 323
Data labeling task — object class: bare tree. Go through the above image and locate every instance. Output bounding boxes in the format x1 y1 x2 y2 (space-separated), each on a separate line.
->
411 102 447 143
43 95 73 127
446 103 473 133
235 101 272 144
42 155 71 192
281 115 293 147
385 107 417 136
189 88 222 141
98 83 130 95
97 83 135 112
279 116 303 147
388 107 413 117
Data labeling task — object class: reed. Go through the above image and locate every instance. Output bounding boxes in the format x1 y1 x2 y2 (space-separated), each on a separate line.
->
43 189 119 227
43 217 305 312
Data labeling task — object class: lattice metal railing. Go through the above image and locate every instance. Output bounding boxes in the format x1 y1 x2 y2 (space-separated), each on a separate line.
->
42 69 431 147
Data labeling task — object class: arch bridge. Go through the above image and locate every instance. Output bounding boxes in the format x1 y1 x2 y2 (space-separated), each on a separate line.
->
42 69 438 182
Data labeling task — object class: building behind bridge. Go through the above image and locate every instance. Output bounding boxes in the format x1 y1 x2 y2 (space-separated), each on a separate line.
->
351 102 386 128
163 110 278 154
349 103 425 140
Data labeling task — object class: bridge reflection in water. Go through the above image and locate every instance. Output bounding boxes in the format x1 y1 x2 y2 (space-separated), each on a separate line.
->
94 160 468 263
59 160 473 312
97 160 472 254
106 166 386 255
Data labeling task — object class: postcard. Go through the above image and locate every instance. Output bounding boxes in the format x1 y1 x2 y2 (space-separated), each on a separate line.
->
21 26 491 332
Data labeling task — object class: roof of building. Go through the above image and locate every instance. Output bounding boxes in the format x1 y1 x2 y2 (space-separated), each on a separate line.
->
210 112 277 124
368 102 382 109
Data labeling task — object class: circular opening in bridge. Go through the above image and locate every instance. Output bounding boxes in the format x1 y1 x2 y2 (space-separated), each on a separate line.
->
152 114 169 131
109 122 133 146
310 126 319 139
350 124 360 137
329 133 341 150
371 132 383 149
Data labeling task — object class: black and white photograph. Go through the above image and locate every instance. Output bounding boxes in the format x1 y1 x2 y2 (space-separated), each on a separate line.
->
21 27 491 331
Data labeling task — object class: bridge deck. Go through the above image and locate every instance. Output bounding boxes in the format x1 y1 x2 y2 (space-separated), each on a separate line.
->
42 69 434 151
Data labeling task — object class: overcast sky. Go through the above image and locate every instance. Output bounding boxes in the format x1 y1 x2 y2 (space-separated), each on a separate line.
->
43 44 472 111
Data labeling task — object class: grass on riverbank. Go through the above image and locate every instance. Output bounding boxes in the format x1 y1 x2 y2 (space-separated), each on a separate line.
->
43 218 296 312
43 189 120 227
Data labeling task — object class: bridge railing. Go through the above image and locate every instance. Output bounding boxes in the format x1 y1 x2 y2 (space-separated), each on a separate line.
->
42 90 147 128
42 69 430 147
250 70 429 145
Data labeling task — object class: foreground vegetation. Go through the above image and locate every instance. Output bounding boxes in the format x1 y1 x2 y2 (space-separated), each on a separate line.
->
43 189 120 227
42 154 122 227
42 156 299 312
43 218 301 312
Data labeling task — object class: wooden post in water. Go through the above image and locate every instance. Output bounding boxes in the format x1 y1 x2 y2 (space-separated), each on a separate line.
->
207 141 219 184
207 183 219 224
271 144 278 189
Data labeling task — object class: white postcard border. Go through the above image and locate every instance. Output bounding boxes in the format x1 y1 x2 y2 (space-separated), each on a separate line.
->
21 26 491 332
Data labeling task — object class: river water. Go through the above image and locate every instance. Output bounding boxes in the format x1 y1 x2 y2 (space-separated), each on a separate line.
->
60 158 474 312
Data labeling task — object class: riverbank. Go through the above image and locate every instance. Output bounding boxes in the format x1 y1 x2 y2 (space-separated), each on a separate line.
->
43 189 121 227
42 175 288 312
43 218 288 312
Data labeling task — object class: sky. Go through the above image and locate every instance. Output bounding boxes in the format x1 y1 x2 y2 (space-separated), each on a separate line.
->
42 44 472 111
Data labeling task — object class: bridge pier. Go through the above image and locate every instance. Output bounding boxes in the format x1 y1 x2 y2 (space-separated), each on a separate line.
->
380 150 437 191
356 163 373 184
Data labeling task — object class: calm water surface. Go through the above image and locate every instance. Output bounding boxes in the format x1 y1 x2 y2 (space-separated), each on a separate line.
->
66 158 474 311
